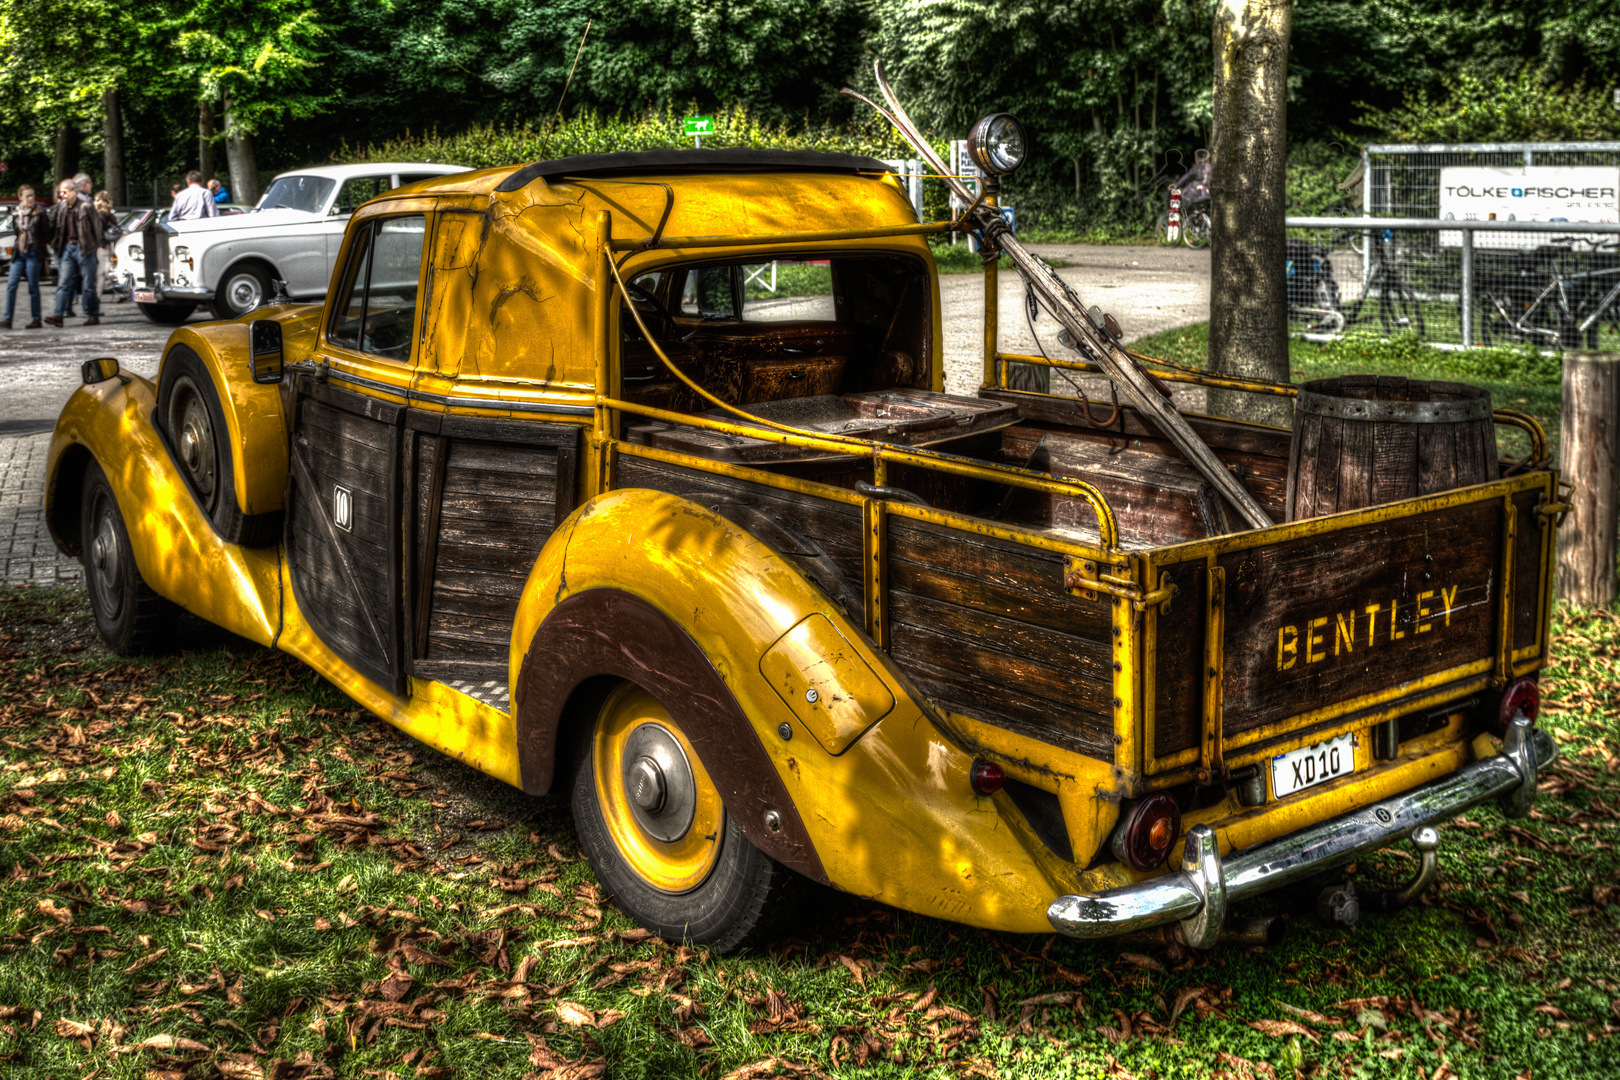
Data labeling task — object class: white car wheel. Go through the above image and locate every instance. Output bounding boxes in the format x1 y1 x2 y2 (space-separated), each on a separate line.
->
215 265 271 318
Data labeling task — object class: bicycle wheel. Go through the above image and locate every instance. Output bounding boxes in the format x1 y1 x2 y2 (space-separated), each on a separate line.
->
1183 209 1211 248
1313 279 1345 333
1380 282 1424 337
1155 212 1176 246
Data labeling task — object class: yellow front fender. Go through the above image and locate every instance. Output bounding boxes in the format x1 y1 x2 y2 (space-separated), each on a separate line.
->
509 488 1079 933
47 376 281 644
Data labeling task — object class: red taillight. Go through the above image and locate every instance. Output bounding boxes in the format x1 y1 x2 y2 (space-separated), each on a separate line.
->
1120 794 1182 872
970 759 1005 796
1496 677 1540 734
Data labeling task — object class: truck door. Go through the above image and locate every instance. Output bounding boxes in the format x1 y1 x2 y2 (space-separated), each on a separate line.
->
287 208 582 710
285 212 427 693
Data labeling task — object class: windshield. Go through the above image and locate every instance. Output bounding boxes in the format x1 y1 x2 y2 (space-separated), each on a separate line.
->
258 174 336 214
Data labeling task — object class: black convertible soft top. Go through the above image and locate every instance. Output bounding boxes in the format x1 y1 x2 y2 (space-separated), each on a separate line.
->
495 148 894 193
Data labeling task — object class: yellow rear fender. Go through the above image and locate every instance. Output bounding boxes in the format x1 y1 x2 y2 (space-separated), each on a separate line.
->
46 377 281 645
510 489 1079 931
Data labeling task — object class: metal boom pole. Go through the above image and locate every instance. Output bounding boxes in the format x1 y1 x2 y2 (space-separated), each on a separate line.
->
849 63 1275 531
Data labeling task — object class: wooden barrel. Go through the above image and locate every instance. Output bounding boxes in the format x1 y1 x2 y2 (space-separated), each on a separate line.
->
1287 376 1498 521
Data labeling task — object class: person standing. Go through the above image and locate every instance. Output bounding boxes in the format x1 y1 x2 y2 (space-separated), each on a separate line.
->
208 177 230 205
170 170 217 222
169 182 182 205
93 190 120 301
73 172 93 202
42 177 103 327
2 185 47 329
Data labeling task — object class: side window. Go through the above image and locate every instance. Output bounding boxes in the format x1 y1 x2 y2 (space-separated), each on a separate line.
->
327 215 426 361
333 175 392 216
328 226 373 351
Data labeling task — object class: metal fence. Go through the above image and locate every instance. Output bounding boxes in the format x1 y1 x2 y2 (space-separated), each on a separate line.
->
1362 142 1620 220
1283 218 1620 350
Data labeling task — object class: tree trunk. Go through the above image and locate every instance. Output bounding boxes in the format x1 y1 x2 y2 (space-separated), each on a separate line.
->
53 123 80 186
199 99 216 180
222 93 260 205
1208 0 1293 428
102 88 125 204
1556 351 1619 608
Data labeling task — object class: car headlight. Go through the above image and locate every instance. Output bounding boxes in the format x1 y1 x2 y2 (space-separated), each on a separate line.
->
130 245 143 261
967 112 1027 177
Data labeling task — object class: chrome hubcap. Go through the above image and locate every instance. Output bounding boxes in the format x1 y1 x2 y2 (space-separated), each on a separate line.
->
226 274 262 312
89 503 123 617
621 723 696 842
628 756 666 813
169 381 216 505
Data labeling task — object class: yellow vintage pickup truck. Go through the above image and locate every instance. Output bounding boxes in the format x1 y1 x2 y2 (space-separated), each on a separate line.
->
47 138 1561 953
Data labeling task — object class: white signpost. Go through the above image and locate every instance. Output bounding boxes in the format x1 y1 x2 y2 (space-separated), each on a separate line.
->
1438 165 1618 246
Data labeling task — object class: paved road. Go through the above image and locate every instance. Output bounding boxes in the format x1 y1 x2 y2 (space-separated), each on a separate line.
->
0 243 1208 583
940 242 1209 396
0 284 205 435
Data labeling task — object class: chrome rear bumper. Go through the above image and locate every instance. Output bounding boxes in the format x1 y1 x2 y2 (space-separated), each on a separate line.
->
1049 715 1553 947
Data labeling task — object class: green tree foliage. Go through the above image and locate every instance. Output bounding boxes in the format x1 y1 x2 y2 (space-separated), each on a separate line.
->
1290 0 1620 140
2 0 1618 220
1357 66 1620 143
867 0 1217 232
176 0 333 136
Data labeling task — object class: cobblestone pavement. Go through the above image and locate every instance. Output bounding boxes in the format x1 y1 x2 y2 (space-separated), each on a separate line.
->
0 433 80 585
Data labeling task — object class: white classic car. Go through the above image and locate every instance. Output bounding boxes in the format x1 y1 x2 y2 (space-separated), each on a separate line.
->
116 162 469 324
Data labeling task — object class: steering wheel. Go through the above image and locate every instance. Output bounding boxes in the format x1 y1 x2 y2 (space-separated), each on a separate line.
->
626 281 679 340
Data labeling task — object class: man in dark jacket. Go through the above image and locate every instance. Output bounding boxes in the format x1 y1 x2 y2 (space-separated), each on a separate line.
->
43 178 102 326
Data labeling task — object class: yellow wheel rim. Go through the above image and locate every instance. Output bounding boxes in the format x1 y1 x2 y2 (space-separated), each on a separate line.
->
593 685 725 893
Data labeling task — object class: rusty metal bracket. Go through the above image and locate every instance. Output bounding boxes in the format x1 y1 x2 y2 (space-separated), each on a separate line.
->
1157 571 1179 615
1536 480 1575 529
1064 557 1175 611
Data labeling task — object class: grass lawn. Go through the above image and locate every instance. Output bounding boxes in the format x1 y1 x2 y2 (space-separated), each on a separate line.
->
0 579 1616 1080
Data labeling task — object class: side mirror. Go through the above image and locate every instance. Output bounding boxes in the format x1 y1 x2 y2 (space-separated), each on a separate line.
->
81 357 120 384
250 320 284 384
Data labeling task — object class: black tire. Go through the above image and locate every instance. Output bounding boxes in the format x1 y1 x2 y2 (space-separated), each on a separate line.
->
157 345 281 547
570 684 807 954
1380 282 1424 337
80 460 179 654
137 301 196 325
1183 208 1211 248
211 262 272 320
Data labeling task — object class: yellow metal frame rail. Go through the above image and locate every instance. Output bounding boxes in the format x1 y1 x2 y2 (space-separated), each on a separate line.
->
993 350 1550 463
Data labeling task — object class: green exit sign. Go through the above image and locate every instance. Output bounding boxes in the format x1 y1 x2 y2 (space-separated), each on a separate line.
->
683 115 715 136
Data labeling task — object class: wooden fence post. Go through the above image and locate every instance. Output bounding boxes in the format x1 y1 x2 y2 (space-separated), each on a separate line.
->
1557 352 1620 609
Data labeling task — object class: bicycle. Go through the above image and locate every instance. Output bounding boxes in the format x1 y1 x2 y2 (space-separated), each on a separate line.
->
1154 186 1211 249
1285 237 1346 333
1332 227 1424 337
1149 153 1212 249
1477 237 1620 349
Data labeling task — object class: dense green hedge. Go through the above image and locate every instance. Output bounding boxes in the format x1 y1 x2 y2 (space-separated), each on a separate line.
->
341 107 957 223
